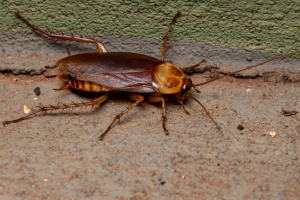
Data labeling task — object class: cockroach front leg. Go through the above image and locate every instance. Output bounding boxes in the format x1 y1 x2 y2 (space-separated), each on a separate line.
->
188 96 224 138
148 95 169 135
2 93 110 126
15 12 107 53
99 94 144 140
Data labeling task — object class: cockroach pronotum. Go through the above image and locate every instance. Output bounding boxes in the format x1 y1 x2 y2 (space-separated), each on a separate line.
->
3 11 300 140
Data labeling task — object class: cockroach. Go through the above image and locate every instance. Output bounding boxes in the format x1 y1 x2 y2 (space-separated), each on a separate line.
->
3 11 300 140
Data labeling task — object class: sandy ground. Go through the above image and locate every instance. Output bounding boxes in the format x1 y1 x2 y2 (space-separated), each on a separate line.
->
1 27 300 200
0 71 299 199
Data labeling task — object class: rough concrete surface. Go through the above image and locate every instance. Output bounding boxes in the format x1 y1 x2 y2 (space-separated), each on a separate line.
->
1 21 300 199
0 69 300 199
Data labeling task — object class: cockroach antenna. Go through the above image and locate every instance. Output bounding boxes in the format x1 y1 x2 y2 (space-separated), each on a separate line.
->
194 50 300 87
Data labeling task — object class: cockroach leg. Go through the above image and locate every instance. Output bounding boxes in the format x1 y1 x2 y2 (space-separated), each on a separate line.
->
181 59 207 72
192 85 201 93
161 11 180 61
15 12 107 53
66 46 71 56
2 93 110 126
188 96 224 138
148 96 169 135
99 94 144 140
180 102 191 115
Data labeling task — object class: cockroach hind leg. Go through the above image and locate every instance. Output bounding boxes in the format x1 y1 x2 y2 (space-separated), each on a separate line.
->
98 132 107 141
2 121 8 127
2 120 14 127
2 93 110 128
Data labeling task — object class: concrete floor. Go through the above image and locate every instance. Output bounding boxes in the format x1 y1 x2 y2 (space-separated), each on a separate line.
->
0 71 299 199
0 29 300 199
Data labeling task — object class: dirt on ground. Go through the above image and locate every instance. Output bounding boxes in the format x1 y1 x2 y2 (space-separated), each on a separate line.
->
1 27 300 199
0 71 299 199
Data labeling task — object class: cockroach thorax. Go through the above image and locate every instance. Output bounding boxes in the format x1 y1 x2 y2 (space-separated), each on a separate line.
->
152 62 186 94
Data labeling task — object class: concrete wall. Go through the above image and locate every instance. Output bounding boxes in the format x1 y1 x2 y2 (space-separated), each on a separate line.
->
1 0 300 56
1 0 300 76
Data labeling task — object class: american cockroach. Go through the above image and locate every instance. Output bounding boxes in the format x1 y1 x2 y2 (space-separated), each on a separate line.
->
3 11 300 140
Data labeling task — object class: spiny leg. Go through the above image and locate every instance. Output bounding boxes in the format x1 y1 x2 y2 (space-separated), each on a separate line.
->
148 95 169 135
99 94 144 140
2 93 110 126
15 12 107 53
161 11 180 61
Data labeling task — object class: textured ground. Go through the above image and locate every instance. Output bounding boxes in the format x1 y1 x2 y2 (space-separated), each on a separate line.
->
1 18 300 198
0 72 299 199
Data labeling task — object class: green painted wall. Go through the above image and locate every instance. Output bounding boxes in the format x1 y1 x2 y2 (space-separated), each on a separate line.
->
1 0 300 57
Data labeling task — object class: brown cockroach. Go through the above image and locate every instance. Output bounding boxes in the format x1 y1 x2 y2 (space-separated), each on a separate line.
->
3 11 300 140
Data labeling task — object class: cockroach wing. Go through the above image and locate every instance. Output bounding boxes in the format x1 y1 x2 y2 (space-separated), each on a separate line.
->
57 52 160 93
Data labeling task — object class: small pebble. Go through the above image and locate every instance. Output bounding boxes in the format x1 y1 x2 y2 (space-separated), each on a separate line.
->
34 87 40 96
237 125 244 130
160 181 166 185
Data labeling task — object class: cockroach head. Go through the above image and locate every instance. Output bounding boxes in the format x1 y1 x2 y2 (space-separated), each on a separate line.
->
176 78 192 103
